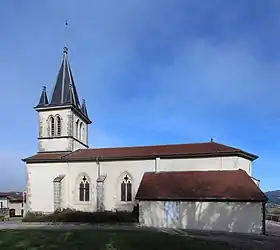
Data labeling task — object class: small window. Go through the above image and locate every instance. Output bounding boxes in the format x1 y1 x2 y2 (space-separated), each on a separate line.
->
79 176 90 202
0 202 3 208
56 116 61 136
121 175 132 202
50 117 55 136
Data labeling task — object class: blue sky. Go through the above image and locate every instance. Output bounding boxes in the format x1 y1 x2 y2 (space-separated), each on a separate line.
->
0 0 280 192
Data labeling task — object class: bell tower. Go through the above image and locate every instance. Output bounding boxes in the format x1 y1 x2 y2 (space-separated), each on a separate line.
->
34 47 91 153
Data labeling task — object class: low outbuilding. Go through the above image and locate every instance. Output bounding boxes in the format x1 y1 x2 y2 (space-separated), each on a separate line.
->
136 169 268 234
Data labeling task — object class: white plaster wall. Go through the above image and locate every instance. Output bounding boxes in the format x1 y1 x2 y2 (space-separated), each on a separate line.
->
73 140 87 151
9 202 24 216
159 156 252 175
100 159 156 211
27 155 254 213
27 161 98 213
39 137 71 152
27 162 68 213
0 197 8 208
140 201 263 234
66 161 98 211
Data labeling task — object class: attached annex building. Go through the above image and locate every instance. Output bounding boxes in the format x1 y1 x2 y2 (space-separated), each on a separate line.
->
23 47 267 234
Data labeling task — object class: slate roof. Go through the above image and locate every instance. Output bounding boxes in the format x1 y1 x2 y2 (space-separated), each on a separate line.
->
34 47 91 123
22 141 258 163
37 86 49 106
135 170 267 202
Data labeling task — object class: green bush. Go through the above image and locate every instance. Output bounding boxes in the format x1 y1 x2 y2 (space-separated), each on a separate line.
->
22 209 138 224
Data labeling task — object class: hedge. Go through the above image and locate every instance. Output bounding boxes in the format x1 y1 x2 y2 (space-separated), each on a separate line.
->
22 209 138 223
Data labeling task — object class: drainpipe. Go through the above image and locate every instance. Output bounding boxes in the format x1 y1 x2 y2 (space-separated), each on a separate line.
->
96 157 100 177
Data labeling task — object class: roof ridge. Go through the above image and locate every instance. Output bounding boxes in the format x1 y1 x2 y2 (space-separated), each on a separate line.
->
145 169 243 174
85 141 229 151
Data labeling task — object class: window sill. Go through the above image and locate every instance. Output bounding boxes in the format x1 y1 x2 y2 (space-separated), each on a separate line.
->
75 201 93 205
120 201 134 204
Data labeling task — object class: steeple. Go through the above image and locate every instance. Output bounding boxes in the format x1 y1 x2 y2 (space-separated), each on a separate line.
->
36 86 49 107
50 47 81 108
35 47 91 124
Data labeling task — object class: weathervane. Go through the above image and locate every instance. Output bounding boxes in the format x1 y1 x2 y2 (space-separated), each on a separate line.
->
64 20 69 49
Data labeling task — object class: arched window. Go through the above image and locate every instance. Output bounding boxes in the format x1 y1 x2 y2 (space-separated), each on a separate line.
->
82 126 85 142
49 116 55 136
121 175 132 202
76 119 80 138
79 122 83 141
79 176 90 201
56 116 61 136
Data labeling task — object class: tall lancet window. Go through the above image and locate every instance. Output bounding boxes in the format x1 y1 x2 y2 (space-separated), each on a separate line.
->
82 126 85 142
49 116 55 136
79 122 83 140
79 176 90 201
121 175 132 202
76 119 80 138
56 116 61 136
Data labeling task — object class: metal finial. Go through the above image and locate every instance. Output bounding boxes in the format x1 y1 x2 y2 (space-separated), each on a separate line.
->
210 138 214 142
42 86 46 91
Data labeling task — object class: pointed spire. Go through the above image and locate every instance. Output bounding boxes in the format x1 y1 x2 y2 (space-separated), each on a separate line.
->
37 46 92 124
81 99 88 117
49 47 80 107
36 86 49 107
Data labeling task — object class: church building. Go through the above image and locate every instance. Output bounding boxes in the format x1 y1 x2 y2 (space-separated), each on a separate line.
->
23 47 267 234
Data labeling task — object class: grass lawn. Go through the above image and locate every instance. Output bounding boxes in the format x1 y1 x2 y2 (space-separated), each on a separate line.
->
0 229 233 250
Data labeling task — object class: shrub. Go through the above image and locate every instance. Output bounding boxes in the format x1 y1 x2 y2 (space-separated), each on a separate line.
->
22 209 138 224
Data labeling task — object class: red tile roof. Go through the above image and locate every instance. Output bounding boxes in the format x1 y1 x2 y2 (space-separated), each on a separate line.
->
22 142 258 163
0 192 24 201
23 152 66 161
135 170 267 202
